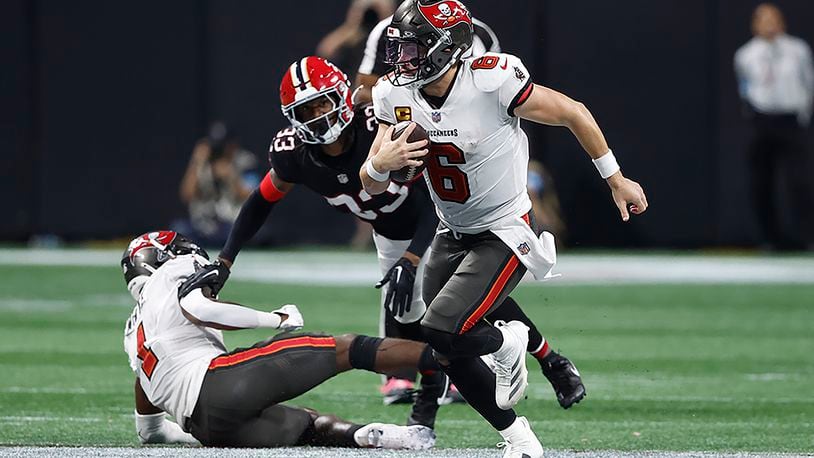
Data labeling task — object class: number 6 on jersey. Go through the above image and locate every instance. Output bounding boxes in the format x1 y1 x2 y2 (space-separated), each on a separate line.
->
426 143 471 204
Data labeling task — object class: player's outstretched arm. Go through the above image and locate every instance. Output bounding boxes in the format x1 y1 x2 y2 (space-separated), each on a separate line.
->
134 379 199 445
515 85 648 221
180 172 293 298
177 288 303 332
219 170 295 267
361 122 428 195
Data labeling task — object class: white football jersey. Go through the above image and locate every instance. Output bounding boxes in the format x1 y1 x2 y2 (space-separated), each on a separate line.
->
373 52 535 233
123 255 226 428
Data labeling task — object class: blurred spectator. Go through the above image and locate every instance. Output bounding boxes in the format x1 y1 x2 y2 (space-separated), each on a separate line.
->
174 122 259 246
353 4 501 103
735 3 814 250
316 0 396 78
527 161 566 245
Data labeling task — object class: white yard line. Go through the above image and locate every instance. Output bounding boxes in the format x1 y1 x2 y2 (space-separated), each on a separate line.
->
0 299 73 311
0 416 102 423
1 249 812 285
0 387 90 394
0 447 808 458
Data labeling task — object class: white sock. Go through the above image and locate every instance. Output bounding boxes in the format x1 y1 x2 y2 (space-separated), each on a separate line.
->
494 323 516 357
498 416 527 442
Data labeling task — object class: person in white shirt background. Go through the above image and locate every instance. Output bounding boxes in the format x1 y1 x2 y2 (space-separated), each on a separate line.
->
735 2 814 250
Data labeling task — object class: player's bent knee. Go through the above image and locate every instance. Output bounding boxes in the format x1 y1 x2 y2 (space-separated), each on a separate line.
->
348 335 383 371
420 325 456 356
422 324 498 361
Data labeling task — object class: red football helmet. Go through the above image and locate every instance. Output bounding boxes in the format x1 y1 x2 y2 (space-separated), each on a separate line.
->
280 56 354 144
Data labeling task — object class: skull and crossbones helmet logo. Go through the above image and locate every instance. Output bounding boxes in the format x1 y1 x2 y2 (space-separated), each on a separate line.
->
432 2 466 26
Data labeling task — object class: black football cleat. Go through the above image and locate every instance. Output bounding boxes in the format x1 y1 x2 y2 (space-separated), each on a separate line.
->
540 352 586 409
407 372 444 429
381 378 416 405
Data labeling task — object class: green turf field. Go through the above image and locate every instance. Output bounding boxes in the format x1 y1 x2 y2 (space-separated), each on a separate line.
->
0 262 812 453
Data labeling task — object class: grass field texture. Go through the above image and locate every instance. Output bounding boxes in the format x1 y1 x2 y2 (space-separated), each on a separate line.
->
0 262 811 453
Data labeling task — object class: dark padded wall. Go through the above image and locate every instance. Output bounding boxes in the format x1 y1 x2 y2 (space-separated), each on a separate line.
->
0 0 34 239
540 0 717 247
34 1 201 238
2 0 812 246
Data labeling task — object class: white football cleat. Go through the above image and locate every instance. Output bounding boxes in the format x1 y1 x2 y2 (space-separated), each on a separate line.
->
491 320 530 410
480 353 497 372
355 423 436 450
497 416 544 458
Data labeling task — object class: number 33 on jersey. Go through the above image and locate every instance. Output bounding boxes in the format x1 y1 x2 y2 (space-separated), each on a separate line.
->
269 103 431 242
373 52 535 233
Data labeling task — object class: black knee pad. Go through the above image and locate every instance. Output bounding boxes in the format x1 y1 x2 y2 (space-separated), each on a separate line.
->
348 335 383 371
431 349 451 367
417 344 441 373
421 326 456 356
422 323 502 360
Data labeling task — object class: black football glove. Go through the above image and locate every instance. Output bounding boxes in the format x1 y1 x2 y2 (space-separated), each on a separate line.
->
375 257 417 319
178 259 231 300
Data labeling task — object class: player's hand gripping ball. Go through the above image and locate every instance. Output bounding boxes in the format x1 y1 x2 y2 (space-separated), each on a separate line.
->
389 121 430 183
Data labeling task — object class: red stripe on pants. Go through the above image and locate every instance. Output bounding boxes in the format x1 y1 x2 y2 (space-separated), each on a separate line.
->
208 336 336 370
459 256 520 334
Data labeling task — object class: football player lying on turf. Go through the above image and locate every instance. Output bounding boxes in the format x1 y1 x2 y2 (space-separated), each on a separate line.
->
121 231 437 449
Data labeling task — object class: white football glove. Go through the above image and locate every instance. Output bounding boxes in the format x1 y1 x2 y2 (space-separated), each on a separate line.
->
273 304 303 332
135 411 199 445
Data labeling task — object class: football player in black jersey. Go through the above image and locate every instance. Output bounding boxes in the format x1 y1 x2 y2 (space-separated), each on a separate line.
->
181 57 585 430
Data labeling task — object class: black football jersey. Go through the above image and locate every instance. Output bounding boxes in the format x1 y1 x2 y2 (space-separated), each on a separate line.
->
269 103 428 241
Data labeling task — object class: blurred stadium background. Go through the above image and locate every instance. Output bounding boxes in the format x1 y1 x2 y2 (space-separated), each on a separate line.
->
3 0 814 248
1 0 813 456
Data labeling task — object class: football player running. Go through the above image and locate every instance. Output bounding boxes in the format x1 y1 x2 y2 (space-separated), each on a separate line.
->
182 55 586 425
360 1 648 456
121 231 438 449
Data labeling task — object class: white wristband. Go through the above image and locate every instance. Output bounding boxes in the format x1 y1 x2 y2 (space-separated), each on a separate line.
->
592 149 620 179
365 158 390 182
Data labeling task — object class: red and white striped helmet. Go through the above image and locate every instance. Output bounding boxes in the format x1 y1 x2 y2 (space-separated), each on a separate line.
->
279 56 354 144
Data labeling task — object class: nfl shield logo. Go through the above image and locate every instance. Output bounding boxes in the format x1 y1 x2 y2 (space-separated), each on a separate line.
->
432 111 442 123
517 242 531 255
337 173 349 184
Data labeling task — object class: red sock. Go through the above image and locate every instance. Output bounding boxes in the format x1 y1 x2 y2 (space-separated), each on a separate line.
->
531 340 550 359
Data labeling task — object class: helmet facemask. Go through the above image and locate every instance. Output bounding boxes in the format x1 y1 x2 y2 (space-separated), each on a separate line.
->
282 87 352 145
385 36 463 89
121 231 209 301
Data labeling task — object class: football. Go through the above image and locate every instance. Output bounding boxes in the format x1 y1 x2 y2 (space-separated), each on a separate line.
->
389 121 430 183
